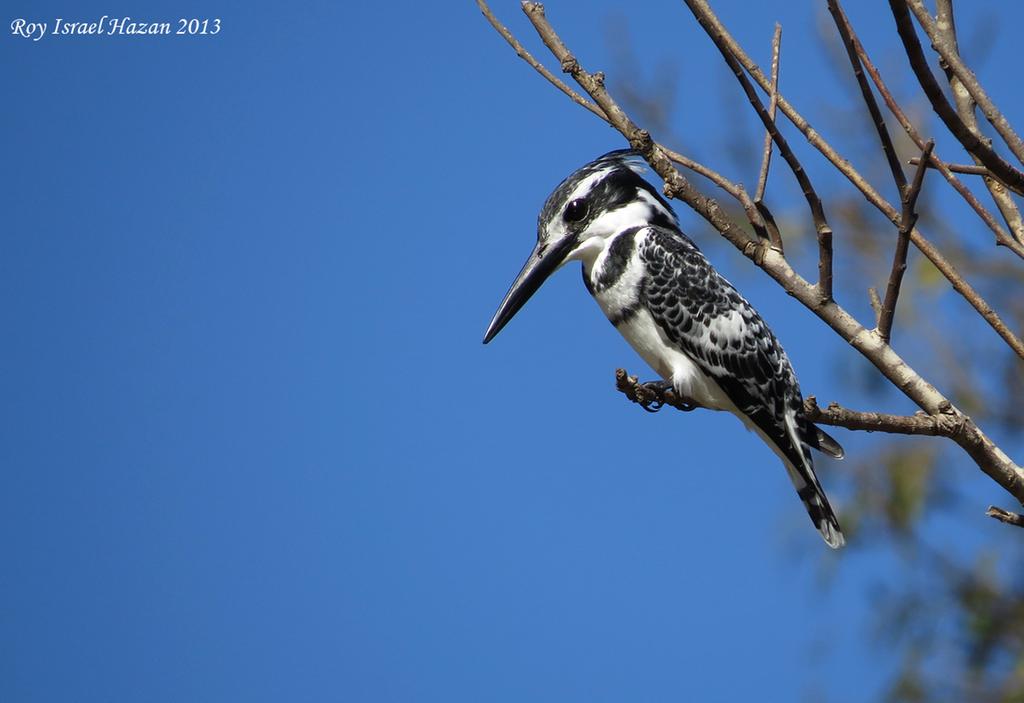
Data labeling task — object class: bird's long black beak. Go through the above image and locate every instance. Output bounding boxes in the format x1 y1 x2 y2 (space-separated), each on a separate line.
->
483 236 577 344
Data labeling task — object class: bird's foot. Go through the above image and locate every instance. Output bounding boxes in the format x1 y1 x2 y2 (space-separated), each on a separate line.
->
638 379 699 413
637 380 672 413
615 369 700 413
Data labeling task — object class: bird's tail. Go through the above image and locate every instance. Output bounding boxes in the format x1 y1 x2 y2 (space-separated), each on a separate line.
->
782 416 845 549
753 427 845 548
790 472 845 549
810 425 844 460
739 408 845 548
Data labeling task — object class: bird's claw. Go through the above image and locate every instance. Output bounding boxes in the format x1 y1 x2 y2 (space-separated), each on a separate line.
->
635 380 672 413
615 370 699 413
636 379 697 413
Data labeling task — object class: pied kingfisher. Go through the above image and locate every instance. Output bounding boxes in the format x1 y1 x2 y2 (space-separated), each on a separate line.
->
483 150 845 548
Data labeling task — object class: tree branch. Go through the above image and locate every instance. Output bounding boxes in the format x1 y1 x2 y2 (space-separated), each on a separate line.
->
754 23 782 204
511 1 763 258
753 24 785 254
482 1 1024 506
476 0 780 245
803 395 949 436
887 0 1024 195
682 0 834 302
840 5 1024 258
907 0 1024 169
986 505 1024 528
931 0 1024 246
907 158 989 176
682 0 1024 358
868 286 883 322
828 0 907 196
877 140 934 344
476 0 606 120
616 368 954 436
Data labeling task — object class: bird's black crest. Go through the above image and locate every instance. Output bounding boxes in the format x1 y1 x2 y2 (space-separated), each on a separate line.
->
538 150 676 236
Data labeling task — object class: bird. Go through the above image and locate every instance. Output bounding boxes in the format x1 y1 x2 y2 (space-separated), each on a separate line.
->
482 149 846 548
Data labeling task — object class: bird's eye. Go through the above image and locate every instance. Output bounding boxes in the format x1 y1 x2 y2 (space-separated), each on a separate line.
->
564 198 589 223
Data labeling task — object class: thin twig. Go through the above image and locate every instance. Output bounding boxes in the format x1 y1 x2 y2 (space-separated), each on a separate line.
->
828 0 906 195
658 147 784 249
475 0 775 244
515 3 758 253
907 0 1024 168
804 395 948 435
878 140 935 344
843 11 1024 258
616 369 951 436
818 226 834 304
683 0 834 301
907 158 988 175
830 0 929 344
888 0 1024 196
754 202 784 254
753 24 784 253
986 505 1024 528
660 148 760 227
638 147 774 243
931 0 1024 246
682 0 1024 357
868 287 883 321
754 23 782 203
501 1 1024 503
476 0 606 120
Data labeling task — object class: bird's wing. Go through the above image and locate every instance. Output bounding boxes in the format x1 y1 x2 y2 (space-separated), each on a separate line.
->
638 225 843 546
638 225 800 436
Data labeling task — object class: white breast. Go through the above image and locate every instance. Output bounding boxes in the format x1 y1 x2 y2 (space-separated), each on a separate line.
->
615 308 734 412
583 230 734 412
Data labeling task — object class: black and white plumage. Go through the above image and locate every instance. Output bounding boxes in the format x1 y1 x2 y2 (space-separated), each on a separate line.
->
483 150 846 548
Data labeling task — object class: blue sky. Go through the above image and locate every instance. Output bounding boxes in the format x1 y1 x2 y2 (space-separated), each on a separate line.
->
3 1 1022 701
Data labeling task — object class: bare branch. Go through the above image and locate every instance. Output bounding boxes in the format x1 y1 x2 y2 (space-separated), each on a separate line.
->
828 0 907 195
682 0 834 301
887 0 1024 196
903 141 933 232
868 287 883 321
475 0 606 120
489 0 1024 505
681 0 1024 357
846 14 1024 258
932 0 1024 246
908 0 1024 168
517 1 766 258
828 1 938 344
753 25 785 254
659 147 772 244
616 368 954 437
986 505 1024 528
476 0 779 244
878 140 935 344
817 228 834 304
907 158 989 176
804 396 947 436
754 201 785 255
754 23 782 204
